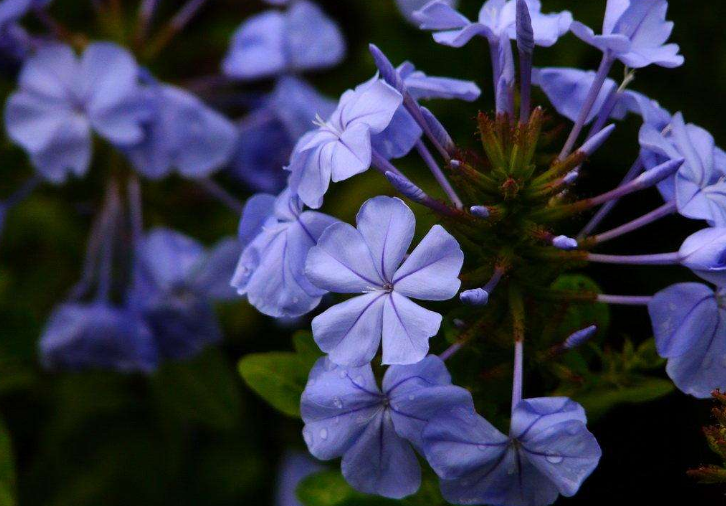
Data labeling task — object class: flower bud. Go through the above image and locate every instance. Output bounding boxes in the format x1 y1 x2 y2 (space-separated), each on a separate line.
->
680 227 726 286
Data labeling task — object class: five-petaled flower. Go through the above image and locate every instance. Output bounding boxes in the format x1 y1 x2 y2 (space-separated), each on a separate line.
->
305 196 464 366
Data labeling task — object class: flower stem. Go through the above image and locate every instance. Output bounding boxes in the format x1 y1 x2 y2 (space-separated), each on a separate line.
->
591 201 677 244
578 158 643 238
559 54 615 160
596 294 652 305
512 339 524 415
127 175 143 245
144 0 209 58
415 140 463 209
439 343 463 361
509 285 525 415
587 252 680 265
196 178 244 214
96 181 121 303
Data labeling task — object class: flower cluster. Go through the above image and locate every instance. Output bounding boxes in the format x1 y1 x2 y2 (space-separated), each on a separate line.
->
0 0 347 372
233 0 726 504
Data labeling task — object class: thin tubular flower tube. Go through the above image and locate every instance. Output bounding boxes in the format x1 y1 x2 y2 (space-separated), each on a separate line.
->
415 140 463 208
590 200 677 244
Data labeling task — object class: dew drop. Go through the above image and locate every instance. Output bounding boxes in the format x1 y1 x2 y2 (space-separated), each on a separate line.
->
338 370 348 379
354 375 364 385
319 428 328 440
546 454 564 464
477 444 490 452
408 394 416 401
333 397 343 409
566 425 580 436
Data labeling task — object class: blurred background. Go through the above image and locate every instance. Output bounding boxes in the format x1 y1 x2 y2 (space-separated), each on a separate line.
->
0 0 724 504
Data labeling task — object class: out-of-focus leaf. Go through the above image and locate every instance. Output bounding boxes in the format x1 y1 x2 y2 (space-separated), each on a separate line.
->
297 470 447 506
152 348 242 430
574 376 675 421
0 417 16 506
293 331 323 368
238 351 309 418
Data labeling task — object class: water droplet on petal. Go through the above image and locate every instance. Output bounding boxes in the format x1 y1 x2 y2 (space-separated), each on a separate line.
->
408 394 415 401
477 444 490 451
319 428 328 440
333 397 343 409
338 370 347 379
546 454 564 464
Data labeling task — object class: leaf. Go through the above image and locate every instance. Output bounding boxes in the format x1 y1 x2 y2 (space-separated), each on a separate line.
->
297 470 447 506
574 376 675 421
152 348 242 430
0 417 16 506
293 331 323 369
297 471 397 506
238 352 309 418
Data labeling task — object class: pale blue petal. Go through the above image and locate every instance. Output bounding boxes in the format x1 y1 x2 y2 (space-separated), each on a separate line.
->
222 11 287 80
238 193 276 248
286 0 345 72
392 225 463 301
371 107 421 160
381 292 441 365
311 292 387 367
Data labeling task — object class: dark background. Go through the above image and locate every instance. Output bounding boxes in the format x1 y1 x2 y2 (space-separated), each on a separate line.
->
0 0 724 504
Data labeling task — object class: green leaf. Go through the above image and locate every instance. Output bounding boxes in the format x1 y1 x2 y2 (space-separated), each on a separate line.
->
152 348 242 430
0 417 16 506
574 376 675 421
297 471 397 506
293 331 323 368
297 470 447 506
238 351 310 418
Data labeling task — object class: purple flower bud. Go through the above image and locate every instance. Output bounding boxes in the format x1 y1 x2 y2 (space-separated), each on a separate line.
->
515 0 534 55
634 157 685 189
470 206 490 219
680 227 726 286
578 124 616 157
563 170 579 185
369 44 405 93
553 235 578 250
564 325 598 350
385 171 427 203
450 159 461 169
459 288 489 306
420 106 454 153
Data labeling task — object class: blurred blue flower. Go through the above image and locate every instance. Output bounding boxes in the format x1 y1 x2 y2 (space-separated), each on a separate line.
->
398 61 481 102
5 42 148 183
275 452 324 506
232 188 338 318
39 302 158 373
570 0 683 68
305 196 463 366
639 113 726 225
126 83 237 180
230 76 336 193
301 355 473 499
423 398 601 506
679 228 726 286
222 0 345 81
532 67 670 126
286 79 402 209
130 228 239 360
649 283 726 399
415 0 572 48
395 0 457 26
0 0 50 30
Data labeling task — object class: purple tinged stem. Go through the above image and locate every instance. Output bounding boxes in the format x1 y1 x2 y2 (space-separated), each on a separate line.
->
3 175 40 210
593 200 677 244
128 176 143 246
585 158 682 207
596 294 653 305
578 158 644 238
484 267 505 296
170 0 209 31
559 54 615 160
415 140 463 209
587 252 680 266
403 94 451 161
197 178 244 214
439 343 463 361
96 181 121 303
137 0 160 39
511 339 523 416
577 124 616 157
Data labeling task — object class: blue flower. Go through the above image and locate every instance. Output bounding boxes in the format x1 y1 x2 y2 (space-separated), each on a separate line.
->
222 0 345 81
423 398 601 506
126 83 237 180
570 0 683 69
532 67 670 127
305 196 463 366
0 0 50 31
301 355 473 499
286 79 402 209
232 188 339 318
649 283 726 399
275 452 324 506
398 61 481 102
395 0 458 26
39 302 158 373
5 42 148 183
679 228 726 286
639 113 726 225
129 228 239 360
230 76 336 193
414 0 572 48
